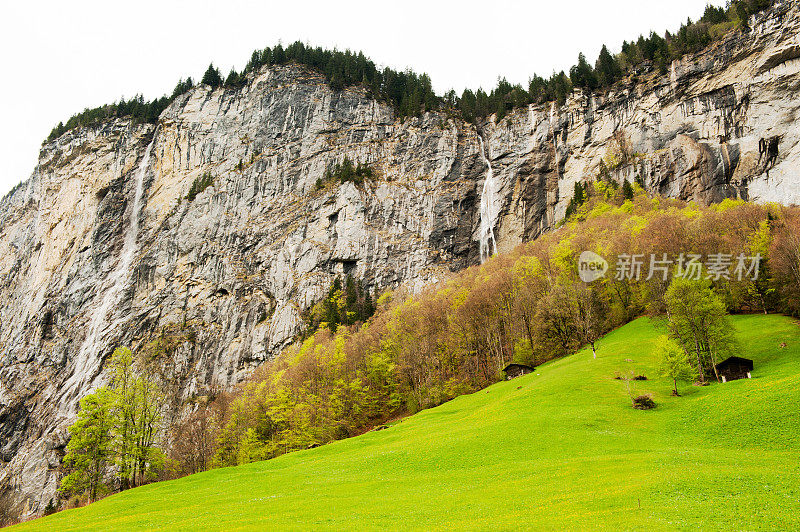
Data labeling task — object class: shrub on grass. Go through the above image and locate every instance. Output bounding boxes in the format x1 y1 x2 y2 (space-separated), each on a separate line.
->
43 499 57 516
632 394 656 410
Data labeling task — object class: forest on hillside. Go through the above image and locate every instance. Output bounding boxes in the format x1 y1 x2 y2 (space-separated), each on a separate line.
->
185 187 799 471
55 180 800 508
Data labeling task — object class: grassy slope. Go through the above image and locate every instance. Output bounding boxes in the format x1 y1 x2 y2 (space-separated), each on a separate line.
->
18 315 800 531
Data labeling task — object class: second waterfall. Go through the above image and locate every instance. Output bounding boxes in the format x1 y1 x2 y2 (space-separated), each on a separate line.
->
478 134 498 263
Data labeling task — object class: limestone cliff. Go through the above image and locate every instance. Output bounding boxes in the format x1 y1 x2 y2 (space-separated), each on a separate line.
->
1 0 798 520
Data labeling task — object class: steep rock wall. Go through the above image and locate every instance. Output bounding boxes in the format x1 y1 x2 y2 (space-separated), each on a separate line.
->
1 0 798 520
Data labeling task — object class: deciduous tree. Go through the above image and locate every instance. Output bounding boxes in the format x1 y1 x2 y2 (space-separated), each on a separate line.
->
664 278 737 382
654 335 697 395
60 388 115 502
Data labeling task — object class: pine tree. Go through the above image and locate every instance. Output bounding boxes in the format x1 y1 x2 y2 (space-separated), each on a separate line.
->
551 71 573 105
596 45 622 87
186 172 215 201
459 89 477 122
736 3 751 31
570 53 598 92
330 71 345 91
362 289 375 321
225 69 243 88
272 44 286 64
701 4 728 25
622 179 634 200
565 181 588 218
323 277 343 332
345 276 358 325
201 63 223 87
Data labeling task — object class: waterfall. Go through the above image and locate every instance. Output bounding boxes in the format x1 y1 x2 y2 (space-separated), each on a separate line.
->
671 62 678 92
62 138 155 408
549 102 560 179
478 134 498 263
528 104 538 151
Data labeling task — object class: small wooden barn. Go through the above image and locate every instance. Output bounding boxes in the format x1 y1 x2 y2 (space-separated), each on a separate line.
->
715 356 754 383
503 363 535 380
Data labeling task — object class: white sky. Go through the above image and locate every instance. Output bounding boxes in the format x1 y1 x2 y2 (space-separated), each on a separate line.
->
0 0 726 196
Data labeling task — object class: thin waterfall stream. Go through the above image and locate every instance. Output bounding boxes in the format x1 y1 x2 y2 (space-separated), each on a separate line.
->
478 134 498 263
61 137 155 408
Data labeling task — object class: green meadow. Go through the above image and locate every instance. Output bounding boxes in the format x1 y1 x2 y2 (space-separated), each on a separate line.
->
17 314 800 531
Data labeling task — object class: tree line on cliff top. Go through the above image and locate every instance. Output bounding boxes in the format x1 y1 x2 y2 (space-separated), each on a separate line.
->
45 1 774 143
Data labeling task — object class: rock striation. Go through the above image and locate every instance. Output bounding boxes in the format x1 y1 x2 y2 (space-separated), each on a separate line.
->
1 0 799 520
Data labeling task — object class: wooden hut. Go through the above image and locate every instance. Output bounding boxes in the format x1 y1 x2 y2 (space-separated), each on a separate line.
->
715 356 754 383
503 363 535 380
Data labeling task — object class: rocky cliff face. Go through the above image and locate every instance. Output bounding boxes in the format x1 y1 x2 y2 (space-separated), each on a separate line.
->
1 0 798 521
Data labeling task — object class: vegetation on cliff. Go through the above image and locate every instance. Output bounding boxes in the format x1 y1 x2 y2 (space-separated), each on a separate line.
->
456 0 776 120
185 172 215 202
43 41 439 143
304 275 375 334
321 156 375 187
44 1 777 143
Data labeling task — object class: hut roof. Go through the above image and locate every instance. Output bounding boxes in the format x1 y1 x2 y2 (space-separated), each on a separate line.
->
714 356 754 371
503 363 535 372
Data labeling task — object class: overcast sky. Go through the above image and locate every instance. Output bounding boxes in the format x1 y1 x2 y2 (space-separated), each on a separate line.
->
0 0 726 196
